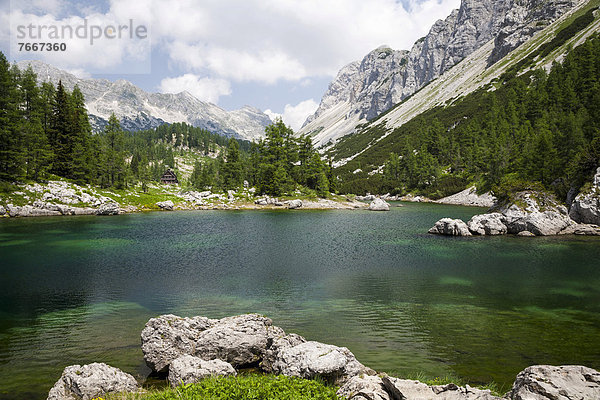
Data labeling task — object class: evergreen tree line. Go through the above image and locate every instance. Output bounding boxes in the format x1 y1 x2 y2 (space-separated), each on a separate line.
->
337 34 600 201
0 52 255 190
190 119 335 197
0 53 134 187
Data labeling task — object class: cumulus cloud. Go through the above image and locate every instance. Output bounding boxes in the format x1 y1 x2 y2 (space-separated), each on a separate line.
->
159 74 231 104
3 0 462 91
266 99 319 131
151 0 461 83
4 1 151 74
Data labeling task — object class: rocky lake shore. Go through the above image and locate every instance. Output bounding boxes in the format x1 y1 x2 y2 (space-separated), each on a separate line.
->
47 313 600 400
429 168 600 237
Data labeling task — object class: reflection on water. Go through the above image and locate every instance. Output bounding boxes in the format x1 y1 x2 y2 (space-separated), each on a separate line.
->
1 203 599 399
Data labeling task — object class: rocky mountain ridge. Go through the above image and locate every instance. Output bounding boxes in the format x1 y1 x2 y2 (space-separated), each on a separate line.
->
17 60 271 141
301 0 583 147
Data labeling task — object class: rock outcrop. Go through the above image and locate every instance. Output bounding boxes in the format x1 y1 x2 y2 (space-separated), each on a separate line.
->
168 355 236 387
467 213 507 236
368 198 390 211
47 363 138 400
507 365 600 400
141 314 216 373
141 314 286 373
488 0 581 65
48 314 600 400
96 202 120 216
498 191 573 236
141 313 372 385
156 200 174 211
436 187 497 208
286 199 303 209
429 218 472 236
430 191 595 237
569 166 600 225
300 0 579 145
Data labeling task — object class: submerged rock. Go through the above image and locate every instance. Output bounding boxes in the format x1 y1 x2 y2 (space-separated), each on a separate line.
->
368 198 390 211
569 166 600 225
168 355 236 387
156 200 174 211
429 218 472 236
508 365 600 400
47 363 138 400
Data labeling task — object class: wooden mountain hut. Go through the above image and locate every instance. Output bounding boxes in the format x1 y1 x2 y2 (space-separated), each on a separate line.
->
160 169 179 184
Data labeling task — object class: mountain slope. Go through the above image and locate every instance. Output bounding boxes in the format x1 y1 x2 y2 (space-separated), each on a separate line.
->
301 0 583 147
328 0 600 168
16 60 271 141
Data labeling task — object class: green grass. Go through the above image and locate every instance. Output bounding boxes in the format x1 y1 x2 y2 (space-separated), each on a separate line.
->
102 375 343 400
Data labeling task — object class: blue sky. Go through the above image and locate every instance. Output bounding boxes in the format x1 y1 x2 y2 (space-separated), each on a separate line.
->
0 0 460 129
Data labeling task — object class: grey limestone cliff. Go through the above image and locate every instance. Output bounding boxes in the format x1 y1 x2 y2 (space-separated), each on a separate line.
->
301 0 580 145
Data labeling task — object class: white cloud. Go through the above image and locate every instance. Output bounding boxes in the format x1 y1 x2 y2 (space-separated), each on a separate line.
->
64 68 92 79
5 2 151 74
152 0 461 83
158 74 231 104
266 99 319 131
3 0 462 92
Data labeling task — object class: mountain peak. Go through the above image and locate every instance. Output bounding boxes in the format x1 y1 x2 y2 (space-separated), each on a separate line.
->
300 0 582 146
17 61 270 141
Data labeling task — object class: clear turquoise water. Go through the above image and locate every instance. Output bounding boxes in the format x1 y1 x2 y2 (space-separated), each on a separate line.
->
1 203 599 399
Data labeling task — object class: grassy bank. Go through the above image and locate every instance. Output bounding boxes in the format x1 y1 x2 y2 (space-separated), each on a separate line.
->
103 375 342 400
100 373 507 400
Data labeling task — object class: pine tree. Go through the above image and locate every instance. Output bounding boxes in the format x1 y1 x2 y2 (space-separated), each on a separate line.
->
222 138 243 190
0 55 24 181
69 85 93 183
20 66 52 180
50 80 72 177
101 114 126 188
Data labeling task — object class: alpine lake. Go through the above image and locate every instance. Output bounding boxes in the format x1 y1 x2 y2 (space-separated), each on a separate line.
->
1 202 599 399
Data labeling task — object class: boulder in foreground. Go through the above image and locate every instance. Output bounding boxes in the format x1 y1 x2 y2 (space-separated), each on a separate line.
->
508 365 600 400
338 374 500 400
168 355 236 387
141 314 285 373
47 363 138 400
141 313 372 385
266 340 374 386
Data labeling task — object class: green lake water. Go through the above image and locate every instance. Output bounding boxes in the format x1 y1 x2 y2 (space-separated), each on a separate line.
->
1 203 599 399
